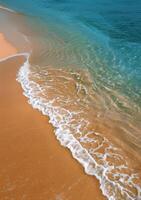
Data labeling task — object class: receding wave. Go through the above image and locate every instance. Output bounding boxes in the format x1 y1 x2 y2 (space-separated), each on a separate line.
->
0 5 16 13
17 54 141 200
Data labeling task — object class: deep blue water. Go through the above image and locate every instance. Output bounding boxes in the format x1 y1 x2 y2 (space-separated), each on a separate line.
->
1 0 141 109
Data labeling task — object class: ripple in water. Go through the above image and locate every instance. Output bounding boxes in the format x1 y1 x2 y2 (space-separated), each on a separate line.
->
17 54 141 200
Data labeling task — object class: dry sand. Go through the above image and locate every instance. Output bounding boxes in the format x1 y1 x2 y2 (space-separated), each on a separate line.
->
0 34 106 199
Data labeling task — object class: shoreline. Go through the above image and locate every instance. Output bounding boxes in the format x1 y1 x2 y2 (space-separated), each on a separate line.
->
0 2 141 198
0 33 106 199
0 5 16 13
0 33 17 59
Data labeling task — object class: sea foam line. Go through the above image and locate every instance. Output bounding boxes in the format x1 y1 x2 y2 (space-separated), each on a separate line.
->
16 54 141 200
0 52 29 63
0 5 16 13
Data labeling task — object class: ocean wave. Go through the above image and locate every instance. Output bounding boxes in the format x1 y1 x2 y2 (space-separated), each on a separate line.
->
0 5 16 13
0 2 140 199
17 54 141 200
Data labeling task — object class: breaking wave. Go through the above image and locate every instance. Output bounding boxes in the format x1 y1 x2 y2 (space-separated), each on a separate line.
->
17 53 141 200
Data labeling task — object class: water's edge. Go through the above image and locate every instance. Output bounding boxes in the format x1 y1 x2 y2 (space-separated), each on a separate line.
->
1 4 140 200
16 54 141 200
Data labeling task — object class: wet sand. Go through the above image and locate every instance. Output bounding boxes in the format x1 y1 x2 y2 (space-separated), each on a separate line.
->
0 34 106 199
0 33 17 58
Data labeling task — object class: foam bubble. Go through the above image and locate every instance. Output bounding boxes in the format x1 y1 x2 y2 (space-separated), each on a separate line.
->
17 55 141 200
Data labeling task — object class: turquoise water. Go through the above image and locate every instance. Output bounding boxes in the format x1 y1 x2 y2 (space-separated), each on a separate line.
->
1 0 141 108
1 1 141 199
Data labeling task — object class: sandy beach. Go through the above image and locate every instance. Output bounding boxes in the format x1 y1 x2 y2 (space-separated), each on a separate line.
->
0 34 106 199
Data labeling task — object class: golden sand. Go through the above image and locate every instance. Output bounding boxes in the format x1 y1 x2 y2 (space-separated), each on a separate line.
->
0 34 105 199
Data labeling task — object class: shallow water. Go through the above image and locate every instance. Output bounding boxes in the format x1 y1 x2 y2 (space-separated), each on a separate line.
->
0 1 141 199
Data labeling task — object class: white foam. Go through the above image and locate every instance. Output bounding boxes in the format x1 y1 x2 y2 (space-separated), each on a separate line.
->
16 54 141 200
0 5 16 13
0 52 29 63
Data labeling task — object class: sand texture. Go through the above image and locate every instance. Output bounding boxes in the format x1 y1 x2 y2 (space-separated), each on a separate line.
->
0 34 105 199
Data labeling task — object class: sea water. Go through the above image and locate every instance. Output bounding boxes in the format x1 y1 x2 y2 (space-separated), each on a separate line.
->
0 0 141 199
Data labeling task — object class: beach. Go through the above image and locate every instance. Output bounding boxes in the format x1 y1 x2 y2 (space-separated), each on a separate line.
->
0 1 141 199
0 33 106 199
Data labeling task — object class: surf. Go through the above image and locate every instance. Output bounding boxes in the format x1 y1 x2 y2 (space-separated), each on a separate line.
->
16 53 141 199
